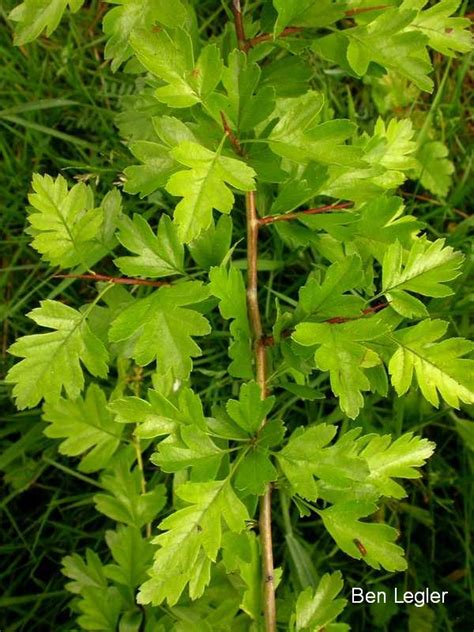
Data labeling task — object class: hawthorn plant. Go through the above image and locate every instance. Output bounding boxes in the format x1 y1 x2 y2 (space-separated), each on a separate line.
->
6 1 473 630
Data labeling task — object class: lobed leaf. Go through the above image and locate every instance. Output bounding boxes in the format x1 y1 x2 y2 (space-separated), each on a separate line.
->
7 300 108 409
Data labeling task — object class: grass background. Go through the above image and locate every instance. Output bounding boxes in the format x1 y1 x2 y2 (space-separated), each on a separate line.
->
0 1 472 630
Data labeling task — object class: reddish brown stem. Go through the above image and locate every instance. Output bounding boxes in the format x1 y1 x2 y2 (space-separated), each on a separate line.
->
247 26 303 49
231 0 247 51
220 111 245 156
258 202 353 226
246 5 390 50
54 273 170 287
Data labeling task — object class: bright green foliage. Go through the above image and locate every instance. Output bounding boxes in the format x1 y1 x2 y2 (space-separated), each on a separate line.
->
6 0 472 630
359 432 435 499
94 452 167 527
62 550 122 631
122 140 178 197
104 525 154 591
273 0 344 35
415 140 454 198
130 29 222 108
382 238 464 317
319 501 407 572
345 6 434 91
9 0 84 45
313 0 472 92
293 317 388 419
295 256 364 321
103 0 189 71
6 300 108 409
345 196 420 263
410 0 472 56
226 381 275 435
26 174 103 268
43 384 122 473
152 425 223 476
138 479 248 605
218 50 276 132
189 215 233 268
62 527 154 630
269 95 362 167
109 281 210 377
278 424 367 501
363 118 418 174
114 214 184 278
291 572 348 632
278 423 434 509
210 264 253 378
389 320 474 408
109 389 179 438
166 142 255 242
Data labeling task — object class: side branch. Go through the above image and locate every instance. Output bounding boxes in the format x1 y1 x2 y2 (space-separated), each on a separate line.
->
231 0 247 51
247 5 390 50
220 112 245 156
54 273 171 287
258 202 353 226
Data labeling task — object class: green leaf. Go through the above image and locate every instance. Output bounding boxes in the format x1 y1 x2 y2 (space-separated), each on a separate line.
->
103 0 189 71
109 390 178 438
62 550 122 631
293 318 389 419
348 196 420 263
26 174 103 268
269 94 362 167
209 263 253 378
222 531 261 621
278 424 369 501
189 215 233 269
359 433 435 499
43 384 122 473
219 50 276 132
226 381 275 435
389 319 474 408
7 300 109 409
166 141 255 242
123 141 178 197
152 424 223 477
364 118 418 172
414 140 454 198
94 452 166 528
105 525 154 589
271 163 328 214
296 256 364 322
293 572 347 632
410 0 472 57
123 116 196 197
130 30 223 108
235 447 277 495
138 479 248 605
109 282 210 378
344 6 434 92
319 501 407 571
273 0 344 35
114 214 184 278
9 0 84 45
382 238 463 317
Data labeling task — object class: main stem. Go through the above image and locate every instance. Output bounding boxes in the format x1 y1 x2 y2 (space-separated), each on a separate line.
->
246 191 276 631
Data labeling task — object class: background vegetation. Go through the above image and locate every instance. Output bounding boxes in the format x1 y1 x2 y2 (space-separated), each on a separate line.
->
0 1 472 630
